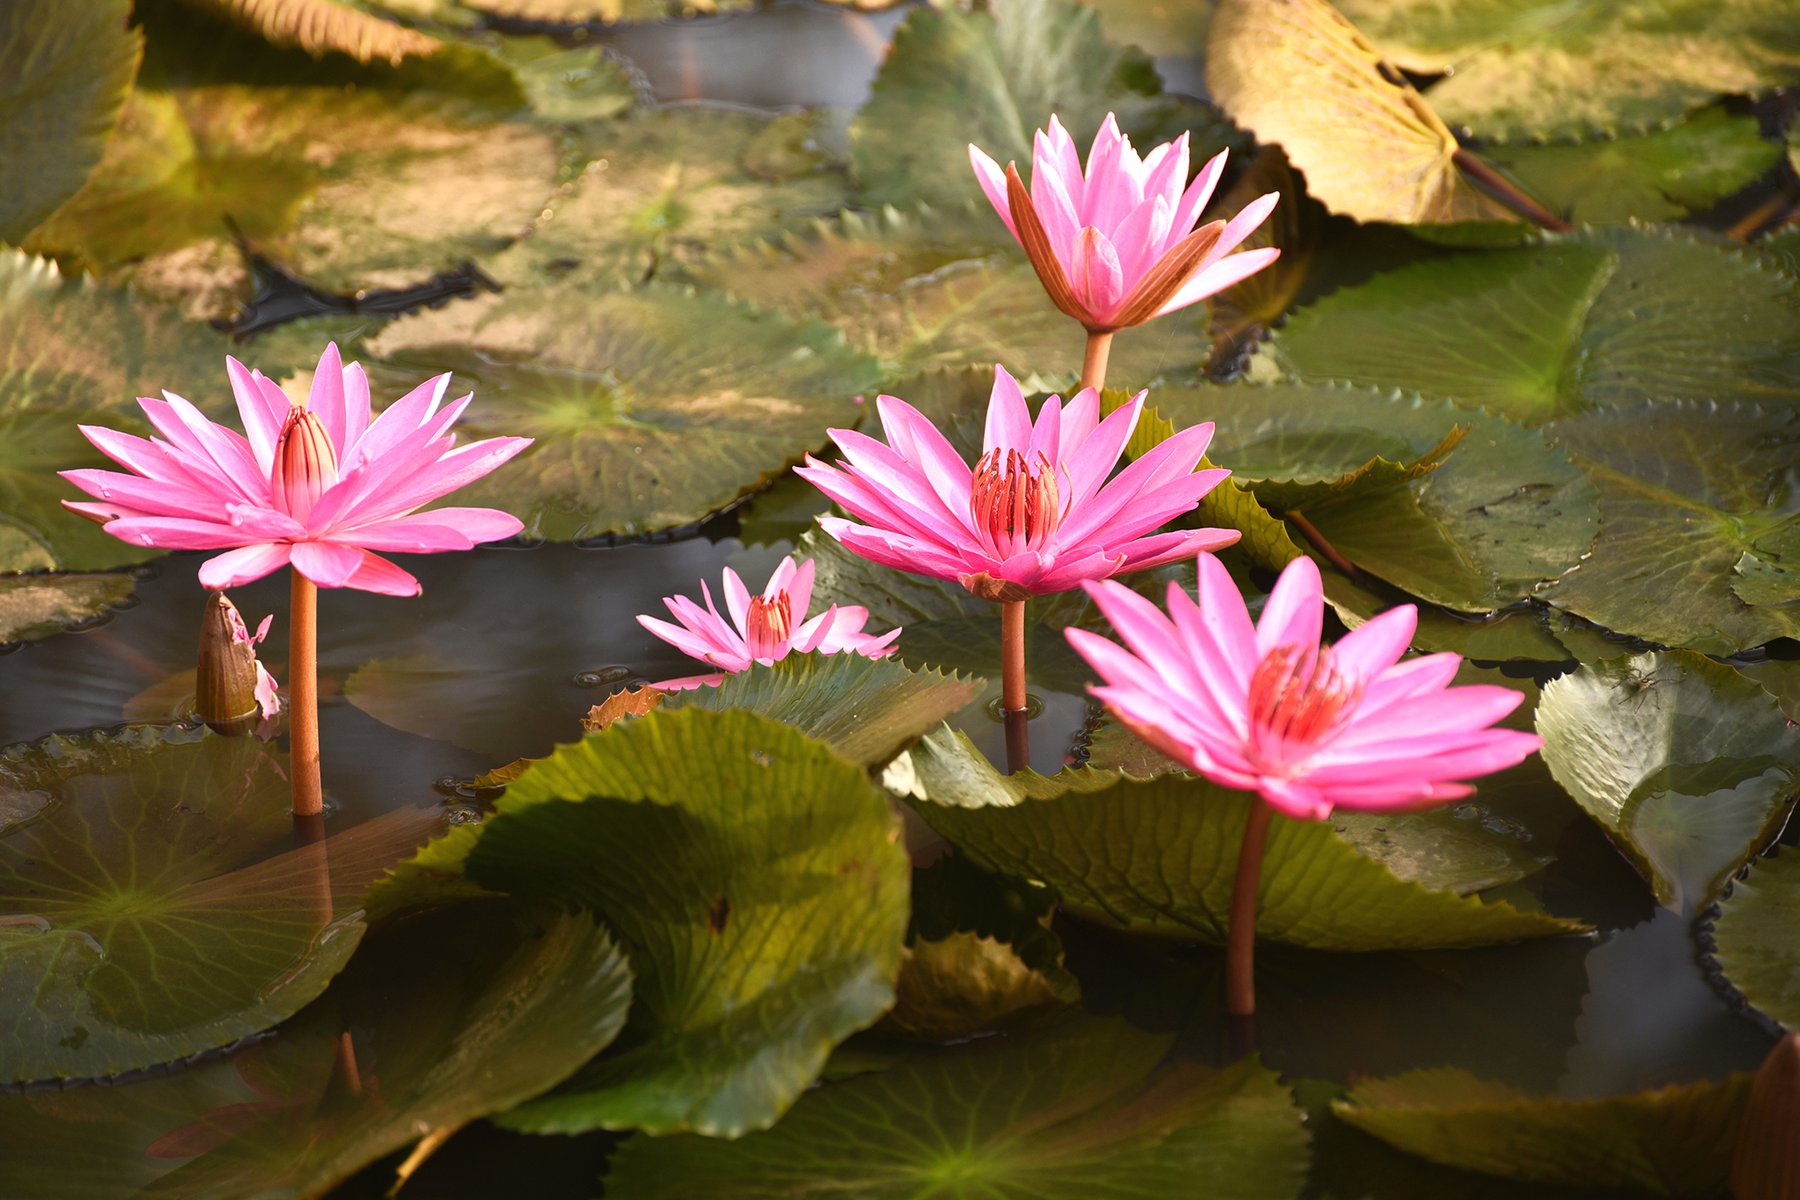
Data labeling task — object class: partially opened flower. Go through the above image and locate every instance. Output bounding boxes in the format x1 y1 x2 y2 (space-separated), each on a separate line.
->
638 557 900 690
969 113 1279 337
195 591 281 738
1067 553 1542 1015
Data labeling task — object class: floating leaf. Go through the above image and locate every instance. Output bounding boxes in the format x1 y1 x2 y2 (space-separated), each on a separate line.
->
1203 147 1327 373
172 0 442 64
686 207 1213 389
604 1018 1310 1200
1206 0 1518 226
1760 226 1800 280
1535 652 1800 911
1336 0 1800 140
1332 1068 1751 1197
1544 401 1800 654
459 709 908 1137
0 0 142 243
455 0 755 23
491 36 637 124
1708 850 1800 1032
0 901 632 1200
0 725 443 1083
363 284 879 539
0 572 136 646
851 0 1216 211
907 729 1585 951
1267 228 1800 424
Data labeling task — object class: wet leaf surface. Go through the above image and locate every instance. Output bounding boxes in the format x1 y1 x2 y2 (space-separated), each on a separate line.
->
0 571 138 646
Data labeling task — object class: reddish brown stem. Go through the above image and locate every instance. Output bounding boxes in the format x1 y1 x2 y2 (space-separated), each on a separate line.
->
1080 329 1114 395
1001 599 1029 774
1453 148 1572 233
1226 800 1273 1017
290 571 324 818
1287 510 1359 580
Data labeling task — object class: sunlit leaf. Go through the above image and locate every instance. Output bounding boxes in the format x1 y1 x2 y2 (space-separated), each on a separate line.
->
0 0 142 243
171 0 442 64
1266 227 1800 424
457 709 908 1136
0 725 442 1083
906 728 1586 951
1332 1068 1751 1197
1206 0 1519 226
1707 849 1800 1033
1203 148 1326 374
363 284 879 539
605 1017 1310 1200
0 571 136 646
1544 401 1800 654
455 0 754 23
491 35 637 124
0 901 632 1200
1536 651 1800 912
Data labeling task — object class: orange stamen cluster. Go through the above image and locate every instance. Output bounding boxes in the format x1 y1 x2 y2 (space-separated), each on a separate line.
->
1246 643 1358 769
970 448 1062 558
745 592 794 659
272 402 339 520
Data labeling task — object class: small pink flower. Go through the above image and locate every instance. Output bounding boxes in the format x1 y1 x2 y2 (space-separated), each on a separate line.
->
796 364 1239 602
638 557 900 691
230 605 284 724
61 344 532 597
969 113 1280 333
1067 554 1542 820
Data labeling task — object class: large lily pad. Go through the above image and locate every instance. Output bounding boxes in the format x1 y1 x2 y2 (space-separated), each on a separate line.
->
363 284 879 539
1336 0 1800 141
850 0 1217 211
1206 0 1519 227
1264 228 1800 425
686 207 1214 390
1157 381 1597 611
904 729 1586 951
0 900 632 1200
1543 401 1800 654
1707 849 1800 1032
0 0 142 243
0 571 138 646
1536 652 1800 912
1332 1068 1751 1197
605 1017 1310 1200
453 709 909 1137
0 725 443 1083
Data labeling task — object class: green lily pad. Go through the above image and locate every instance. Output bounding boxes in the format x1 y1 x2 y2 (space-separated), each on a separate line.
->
0 572 137 645
1265 228 1800 425
1332 1068 1751 1197
851 0 1224 211
1478 108 1782 225
1759 226 1800 280
0 0 142 243
666 654 986 768
363 284 880 539
686 207 1214 390
905 728 1586 951
489 36 637 124
1535 652 1800 912
1336 0 1800 141
0 725 444 1083
493 106 848 292
0 900 632 1200
604 1017 1310 1200
1707 849 1800 1032
455 709 909 1137
1543 401 1800 654
1739 657 1800 724
1159 381 1597 611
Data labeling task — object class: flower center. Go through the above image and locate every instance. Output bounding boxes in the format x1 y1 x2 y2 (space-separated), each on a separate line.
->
272 403 339 521
1245 643 1359 771
970 449 1062 558
745 592 793 660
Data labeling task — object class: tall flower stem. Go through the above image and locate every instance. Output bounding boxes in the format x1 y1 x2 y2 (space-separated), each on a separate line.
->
289 571 324 818
1081 330 1114 394
1001 598 1029 773
1226 799 1273 1016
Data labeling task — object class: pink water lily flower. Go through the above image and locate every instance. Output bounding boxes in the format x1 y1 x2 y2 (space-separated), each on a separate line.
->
638 556 901 691
1067 554 1542 820
796 364 1239 602
969 113 1280 333
61 344 532 597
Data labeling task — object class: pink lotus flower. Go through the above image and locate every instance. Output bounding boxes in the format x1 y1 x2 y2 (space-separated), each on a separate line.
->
1067 554 1542 819
795 364 1239 602
638 556 900 691
61 344 531 597
969 113 1280 332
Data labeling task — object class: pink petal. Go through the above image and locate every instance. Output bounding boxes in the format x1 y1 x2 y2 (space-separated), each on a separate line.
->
342 361 373 451
722 567 753 636
197 543 293 589
341 549 422 597
1260 778 1334 821
982 364 1033 454
290 539 367 588
1330 605 1418 683
786 557 816 620
1069 228 1125 324
1171 148 1229 236
227 357 284 475
307 343 350 455
1156 248 1283 318
1255 555 1324 656
968 144 1017 238
341 506 522 551
101 516 260 550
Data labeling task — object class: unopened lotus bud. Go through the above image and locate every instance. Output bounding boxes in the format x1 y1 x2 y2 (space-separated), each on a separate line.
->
1734 1032 1800 1200
197 592 281 737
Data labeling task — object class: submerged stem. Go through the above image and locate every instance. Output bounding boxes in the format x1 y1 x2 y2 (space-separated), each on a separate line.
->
290 571 324 818
1226 800 1273 1017
1080 329 1114 395
1452 148 1573 233
1287 510 1359 580
1001 599 1029 774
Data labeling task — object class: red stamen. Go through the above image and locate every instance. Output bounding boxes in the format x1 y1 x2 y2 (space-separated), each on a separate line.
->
1246 643 1359 767
272 403 339 520
970 449 1062 558
745 592 793 659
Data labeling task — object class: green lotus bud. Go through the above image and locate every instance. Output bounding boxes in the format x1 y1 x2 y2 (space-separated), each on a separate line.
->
1734 1032 1800 1200
196 591 281 737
